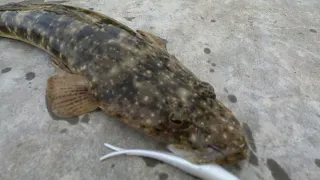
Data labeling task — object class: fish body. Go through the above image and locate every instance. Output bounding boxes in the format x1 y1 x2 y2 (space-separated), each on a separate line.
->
0 2 248 164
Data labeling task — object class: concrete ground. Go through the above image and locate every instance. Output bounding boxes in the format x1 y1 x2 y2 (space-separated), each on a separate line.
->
0 0 320 179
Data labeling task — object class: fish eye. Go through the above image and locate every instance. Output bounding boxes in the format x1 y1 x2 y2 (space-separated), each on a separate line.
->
168 112 192 130
169 112 182 125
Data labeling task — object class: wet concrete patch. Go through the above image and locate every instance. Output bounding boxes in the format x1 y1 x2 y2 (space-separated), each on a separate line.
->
142 157 163 167
158 172 168 180
159 173 169 180
60 128 68 133
1 67 12 74
309 29 317 33
211 19 216 22
267 158 291 180
210 69 215 73
315 159 320 168
25 72 36 80
227 94 237 103
243 123 257 152
249 151 259 166
204 48 211 54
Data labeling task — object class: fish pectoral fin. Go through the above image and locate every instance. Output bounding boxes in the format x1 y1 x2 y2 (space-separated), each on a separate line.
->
46 74 99 118
136 30 168 49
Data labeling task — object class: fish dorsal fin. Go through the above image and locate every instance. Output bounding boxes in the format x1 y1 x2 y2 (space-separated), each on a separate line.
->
45 3 137 35
0 2 137 36
57 4 136 34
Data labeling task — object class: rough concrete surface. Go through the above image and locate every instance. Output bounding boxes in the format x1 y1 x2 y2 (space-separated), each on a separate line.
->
0 0 320 180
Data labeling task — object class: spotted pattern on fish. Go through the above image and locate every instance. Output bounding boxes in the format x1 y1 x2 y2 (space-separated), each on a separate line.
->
0 2 248 165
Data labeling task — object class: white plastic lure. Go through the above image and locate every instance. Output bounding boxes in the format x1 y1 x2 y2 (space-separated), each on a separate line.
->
100 143 240 180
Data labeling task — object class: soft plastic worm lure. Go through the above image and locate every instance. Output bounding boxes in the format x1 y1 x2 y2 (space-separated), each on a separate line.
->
100 143 240 180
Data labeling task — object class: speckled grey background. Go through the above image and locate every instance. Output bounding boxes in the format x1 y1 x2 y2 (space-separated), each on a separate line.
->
0 0 320 180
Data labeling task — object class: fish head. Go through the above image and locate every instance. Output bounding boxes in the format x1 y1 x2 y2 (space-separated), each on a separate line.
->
164 81 249 165
94 50 248 165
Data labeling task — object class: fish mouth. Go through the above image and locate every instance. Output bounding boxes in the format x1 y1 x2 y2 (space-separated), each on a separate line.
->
207 145 226 156
197 145 248 165
196 145 228 163
167 144 225 164
167 144 248 165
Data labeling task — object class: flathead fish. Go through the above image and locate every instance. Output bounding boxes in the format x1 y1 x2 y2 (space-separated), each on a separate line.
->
0 2 248 164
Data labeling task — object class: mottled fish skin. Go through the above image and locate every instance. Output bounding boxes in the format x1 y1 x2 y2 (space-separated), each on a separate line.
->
0 2 248 164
